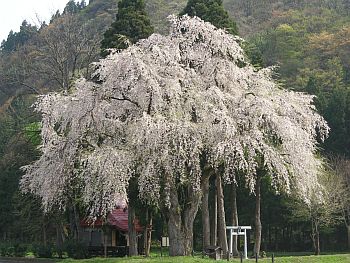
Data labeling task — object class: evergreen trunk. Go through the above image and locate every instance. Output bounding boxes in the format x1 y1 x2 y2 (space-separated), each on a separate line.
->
230 183 239 256
201 172 211 249
167 184 201 256
253 175 262 257
217 175 228 255
210 177 218 246
128 205 138 256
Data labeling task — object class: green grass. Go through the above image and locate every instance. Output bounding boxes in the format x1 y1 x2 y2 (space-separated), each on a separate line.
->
58 253 350 263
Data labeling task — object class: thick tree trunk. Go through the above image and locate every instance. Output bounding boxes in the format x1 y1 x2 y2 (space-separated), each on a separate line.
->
56 222 64 258
128 205 138 256
201 172 211 249
68 202 80 240
168 185 201 256
217 175 228 255
230 183 239 256
210 177 218 246
168 212 193 256
253 175 262 257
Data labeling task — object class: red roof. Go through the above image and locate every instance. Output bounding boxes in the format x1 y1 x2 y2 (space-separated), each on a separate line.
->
80 208 143 232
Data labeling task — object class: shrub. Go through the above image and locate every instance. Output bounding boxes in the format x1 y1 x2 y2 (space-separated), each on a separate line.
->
0 243 14 257
32 243 53 258
63 239 88 259
13 243 27 257
0 243 27 257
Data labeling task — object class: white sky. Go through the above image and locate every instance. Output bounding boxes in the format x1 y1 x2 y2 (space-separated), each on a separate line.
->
0 0 76 43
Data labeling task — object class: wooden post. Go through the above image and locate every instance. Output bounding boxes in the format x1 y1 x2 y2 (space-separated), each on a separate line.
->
229 229 233 254
244 229 248 259
240 252 243 263
272 253 275 263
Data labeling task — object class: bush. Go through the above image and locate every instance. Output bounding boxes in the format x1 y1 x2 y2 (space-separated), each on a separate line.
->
0 243 14 257
64 239 88 259
13 243 27 257
32 243 53 258
0 243 27 257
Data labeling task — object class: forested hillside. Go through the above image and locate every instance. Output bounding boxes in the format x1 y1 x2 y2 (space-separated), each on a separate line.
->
0 0 349 257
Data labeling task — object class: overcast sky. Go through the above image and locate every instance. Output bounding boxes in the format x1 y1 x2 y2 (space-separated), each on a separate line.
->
0 0 75 43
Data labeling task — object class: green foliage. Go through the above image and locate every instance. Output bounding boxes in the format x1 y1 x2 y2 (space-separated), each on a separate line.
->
321 87 350 156
63 0 87 14
101 0 154 55
242 41 264 69
180 0 238 35
145 0 187 34
0 242 27 257
24 122 42 146
247 7 350 157
0 21 37 52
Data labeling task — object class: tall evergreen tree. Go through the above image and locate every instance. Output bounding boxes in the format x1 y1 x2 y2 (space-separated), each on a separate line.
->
180 0 238 35
1 21 37 52
101 0 154 55
63 0 79 14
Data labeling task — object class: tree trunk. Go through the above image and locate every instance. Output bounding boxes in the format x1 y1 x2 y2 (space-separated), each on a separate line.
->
210 177 218 246
56 222 64 258
217 175 228 255
201 172 211 249
146 214 152 257
42 219 47 246
73 203 80 240
347 225 350 251
144 209 152 257
103 229 107 258
167 184 201 256
128 205 138 256
230 183 239 256
68 202 80 240
253 175 262 257
315 231 320 255
314 222 320 255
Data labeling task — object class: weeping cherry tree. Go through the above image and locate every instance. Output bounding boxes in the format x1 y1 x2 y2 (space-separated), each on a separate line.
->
21 16 329 256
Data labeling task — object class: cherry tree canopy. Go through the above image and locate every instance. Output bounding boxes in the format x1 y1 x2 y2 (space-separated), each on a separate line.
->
21 15 329 218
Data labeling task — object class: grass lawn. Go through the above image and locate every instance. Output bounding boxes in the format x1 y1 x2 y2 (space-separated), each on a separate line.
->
58 253 350 263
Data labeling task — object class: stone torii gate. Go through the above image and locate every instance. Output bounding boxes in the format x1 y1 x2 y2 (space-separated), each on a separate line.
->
226 226 251 259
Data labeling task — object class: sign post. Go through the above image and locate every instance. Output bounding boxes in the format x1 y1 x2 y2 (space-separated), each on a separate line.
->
226 226 251 259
